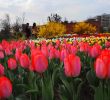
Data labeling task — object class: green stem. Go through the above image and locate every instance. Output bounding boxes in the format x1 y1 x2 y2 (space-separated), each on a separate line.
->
102 80 105 100
108 79 110 100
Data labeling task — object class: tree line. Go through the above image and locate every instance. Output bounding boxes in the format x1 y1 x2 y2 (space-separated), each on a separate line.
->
0 13 97 39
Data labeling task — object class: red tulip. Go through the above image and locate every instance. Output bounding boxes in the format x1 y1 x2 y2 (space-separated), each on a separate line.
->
66 43 71 53
55 40 60 49
48 43 52 51
95 58 107 79
28 41 35 49
20 54 30 69
100 49 110 57
63 39 67 44
0 51 4 59
55 49 60 59
41 46 48 58
71 46 77 55
32 53 48 73
73 40 78 46
0 64 4 76
31 49 42 70
2 40 9 50
49 47 55 59
56 39 60 46
41 40 47 46
5 47 12 56
105 41 110 48
79 42 89 53
0 44 3 51
89 44 101 58
0 76 12 98
60 49 68 62
7 58 17 70
95 49 110 79
15 48 22 61
64 54 81 77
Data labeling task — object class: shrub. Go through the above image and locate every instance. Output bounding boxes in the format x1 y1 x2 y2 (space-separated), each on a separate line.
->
38 22 66 38
73 22 96 34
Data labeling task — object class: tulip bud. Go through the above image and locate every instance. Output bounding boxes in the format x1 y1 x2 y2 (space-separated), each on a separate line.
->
0 76 12 98
7 58 17 70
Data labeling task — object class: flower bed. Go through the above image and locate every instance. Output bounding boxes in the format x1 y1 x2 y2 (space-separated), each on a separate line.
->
0 38 110 100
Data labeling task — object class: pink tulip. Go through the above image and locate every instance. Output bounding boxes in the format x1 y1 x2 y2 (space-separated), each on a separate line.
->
49 47 55 59
60 49 68 62
95 58 107 79
0 64 4 76
32 53 48 73
7 58 17 70
64 54 81 77
15 48 22 61
0 44 3 51
2 40 9 50
71 46 77 55
0 76 12 99
105 41 110 48
55 49 60 59
29 41 35 49
41 46 48 58
0 51 4 59
56 39 60 46
79 42 89 53
94 49 110 79
55 40 60 49
73 40 78 46
20 54 30 69
5 48 12 56
89 44 101 58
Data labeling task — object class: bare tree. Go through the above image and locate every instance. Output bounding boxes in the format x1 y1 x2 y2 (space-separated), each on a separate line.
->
22 12 26 24
1 14 11 34
13 12 26 32
12 17 22 33
47 13 62 23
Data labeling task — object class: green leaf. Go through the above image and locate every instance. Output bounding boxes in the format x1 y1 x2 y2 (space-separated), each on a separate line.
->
15 95 29 100
41 77 54 100
59 85 70 100
25 89 38 94
16 84 28 89
86 70 99 87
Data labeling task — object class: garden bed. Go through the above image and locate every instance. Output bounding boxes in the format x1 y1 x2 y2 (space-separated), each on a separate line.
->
0 38 110 100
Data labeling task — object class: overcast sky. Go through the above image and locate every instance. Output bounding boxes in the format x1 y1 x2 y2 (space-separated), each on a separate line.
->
0 0 110 25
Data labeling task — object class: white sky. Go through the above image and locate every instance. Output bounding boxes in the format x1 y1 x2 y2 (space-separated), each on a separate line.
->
0 0 110 25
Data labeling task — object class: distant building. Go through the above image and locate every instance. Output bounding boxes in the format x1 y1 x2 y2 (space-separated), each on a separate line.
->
101 14 110 32
86 13 110 33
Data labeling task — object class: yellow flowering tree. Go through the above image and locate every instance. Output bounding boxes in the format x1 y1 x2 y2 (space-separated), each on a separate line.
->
73 22 96 34
38 22 66 38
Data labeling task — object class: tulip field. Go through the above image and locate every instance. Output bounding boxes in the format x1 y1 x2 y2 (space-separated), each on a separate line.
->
1 36 110 100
